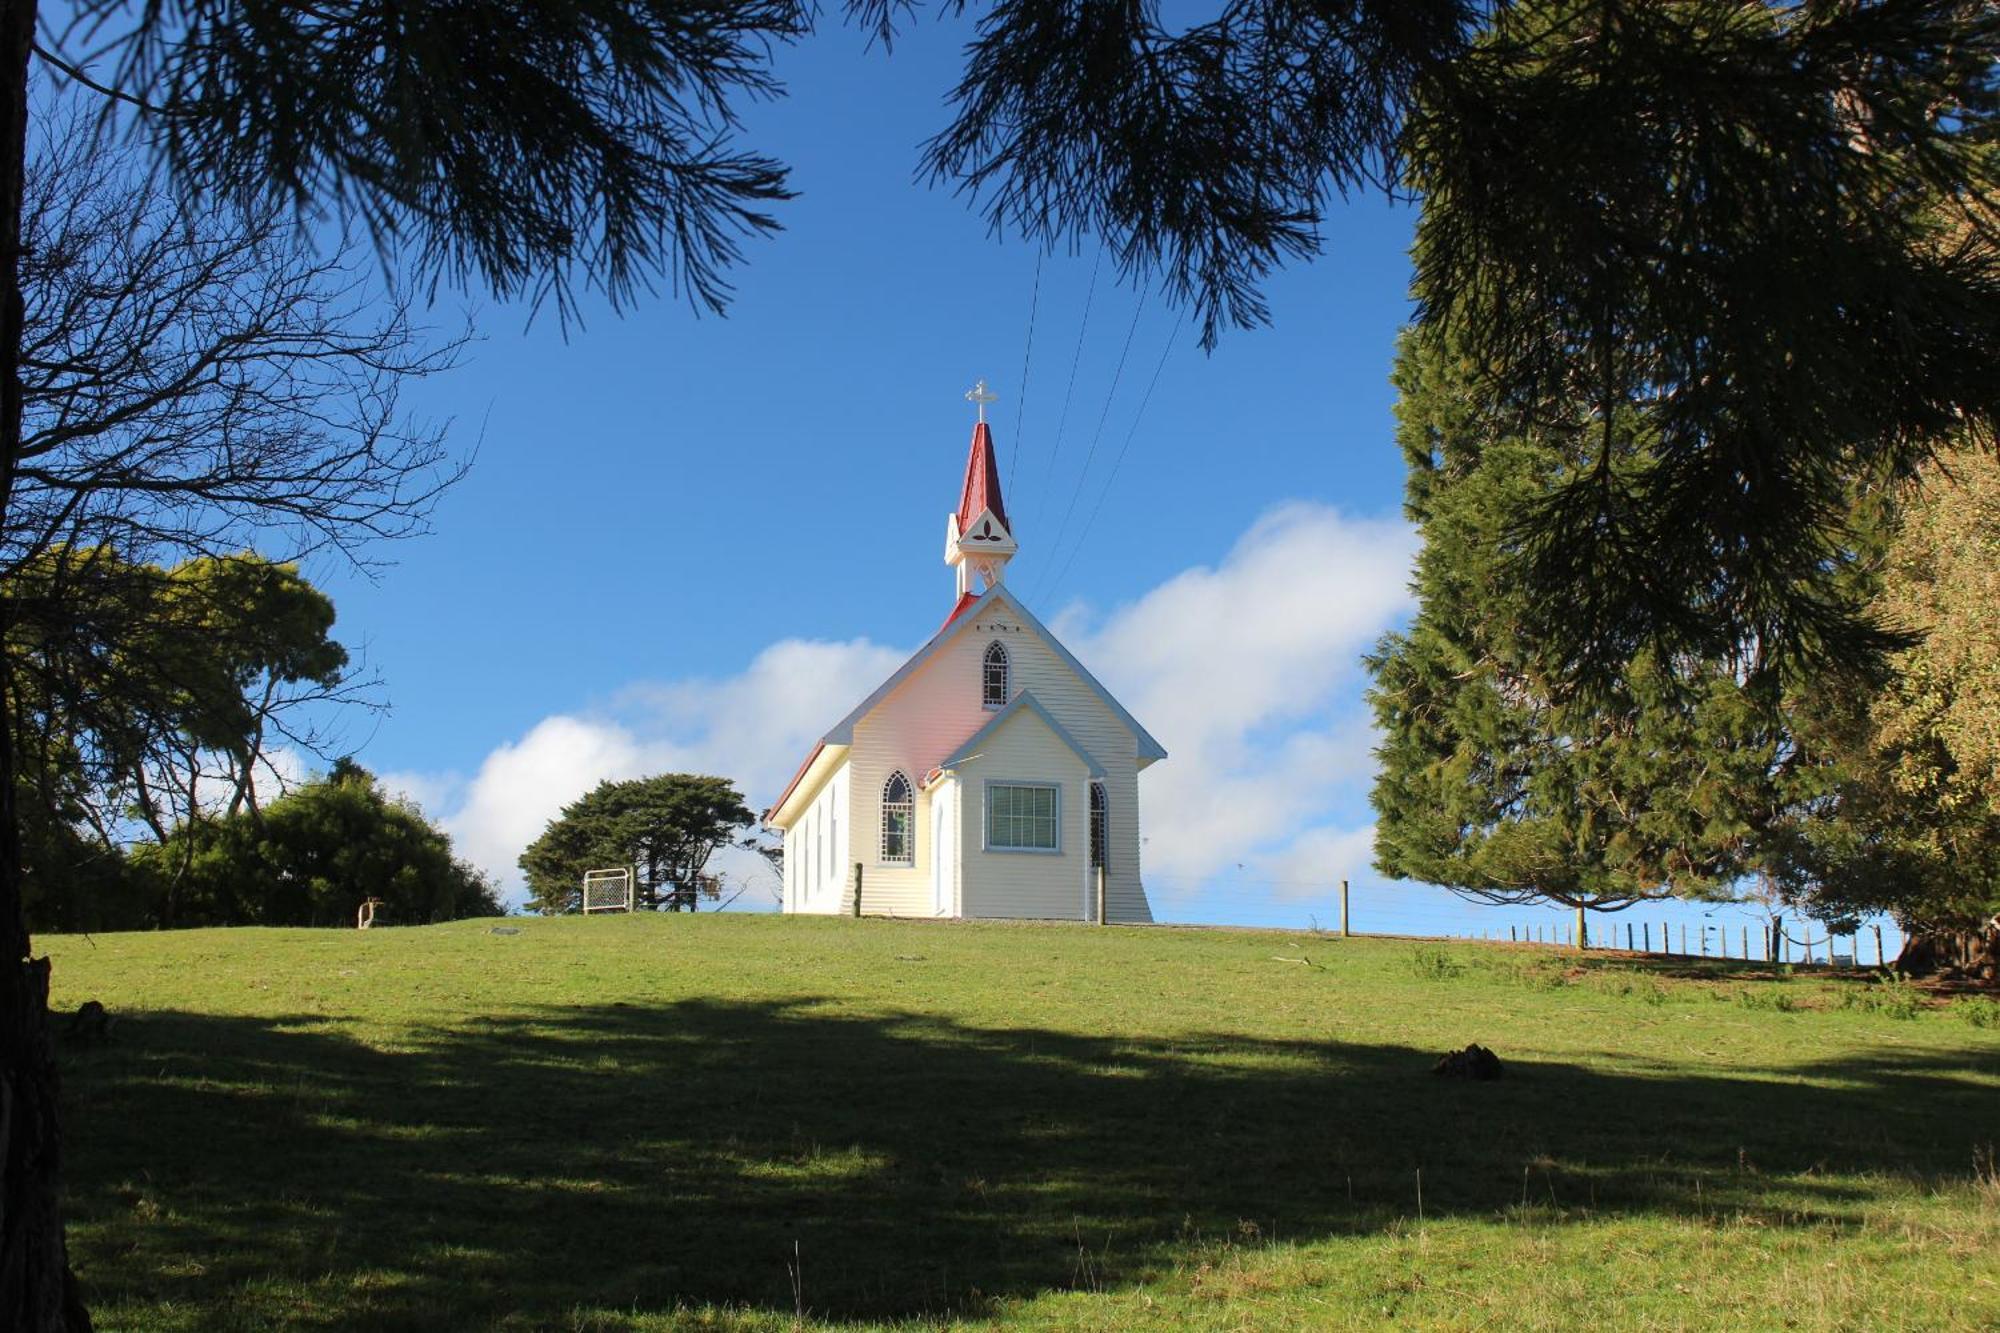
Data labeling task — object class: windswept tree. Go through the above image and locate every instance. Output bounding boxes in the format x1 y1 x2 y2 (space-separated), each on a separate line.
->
520 774 756 914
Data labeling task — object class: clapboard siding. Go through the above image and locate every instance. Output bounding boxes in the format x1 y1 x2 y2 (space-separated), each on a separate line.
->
979 603 1153 923
786 594 1155 922
955 706 1091 919
783 760 849 914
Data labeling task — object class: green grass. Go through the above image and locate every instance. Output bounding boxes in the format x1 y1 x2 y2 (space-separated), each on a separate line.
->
41 916 2000 1331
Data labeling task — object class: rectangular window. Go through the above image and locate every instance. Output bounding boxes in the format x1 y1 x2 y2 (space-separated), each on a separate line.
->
987 782 1059 852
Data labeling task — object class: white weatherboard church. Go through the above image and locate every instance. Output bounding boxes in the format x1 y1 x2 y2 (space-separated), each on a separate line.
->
767 383 1165 922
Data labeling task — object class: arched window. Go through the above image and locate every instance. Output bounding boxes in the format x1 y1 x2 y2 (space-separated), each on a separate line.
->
1089 781 1108 869
881 771 914 865
982 641 1010 709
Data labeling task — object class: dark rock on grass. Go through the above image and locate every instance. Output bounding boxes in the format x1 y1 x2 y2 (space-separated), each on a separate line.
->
1433 1043 1503 1080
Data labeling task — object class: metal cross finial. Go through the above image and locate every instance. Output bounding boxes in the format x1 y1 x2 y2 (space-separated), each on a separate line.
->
965 378 998 423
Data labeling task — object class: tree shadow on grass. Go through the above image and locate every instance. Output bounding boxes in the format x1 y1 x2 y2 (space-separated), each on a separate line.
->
58 997 2000 1328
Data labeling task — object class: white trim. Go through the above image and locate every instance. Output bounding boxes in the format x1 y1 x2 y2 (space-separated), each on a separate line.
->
819 585 1165 763
941 690 1106 779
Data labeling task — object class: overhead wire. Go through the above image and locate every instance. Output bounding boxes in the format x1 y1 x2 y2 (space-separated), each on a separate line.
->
1037 313 1183 606
1032 288 1148 604
1006 251 1042 502
1028 247 1101 540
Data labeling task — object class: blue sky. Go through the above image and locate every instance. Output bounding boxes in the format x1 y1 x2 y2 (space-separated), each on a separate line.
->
274 14 1879 956
285 13 1437 927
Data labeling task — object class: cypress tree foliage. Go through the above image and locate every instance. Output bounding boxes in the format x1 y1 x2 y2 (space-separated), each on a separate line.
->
520 774 756 915
1367 330 1795 912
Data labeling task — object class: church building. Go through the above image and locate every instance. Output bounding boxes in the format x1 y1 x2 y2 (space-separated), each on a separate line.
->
766 383 1165 922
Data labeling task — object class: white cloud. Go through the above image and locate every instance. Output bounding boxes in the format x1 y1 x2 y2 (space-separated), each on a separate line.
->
412 640 904 903
441 715 681 893
1053 501 1417 885
616 638 908 801
407 502 1416 914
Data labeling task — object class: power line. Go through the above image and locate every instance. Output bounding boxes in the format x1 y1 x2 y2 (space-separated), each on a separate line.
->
1039 314 1182 606
1029 247 1101 540
1033 289 1147 604
1006 251 1042 503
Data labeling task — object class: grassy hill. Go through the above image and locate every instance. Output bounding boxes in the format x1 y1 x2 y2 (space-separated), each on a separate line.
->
41 914 2000 1331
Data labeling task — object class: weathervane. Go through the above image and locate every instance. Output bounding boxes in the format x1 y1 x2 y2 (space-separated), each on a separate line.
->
965 378 998 423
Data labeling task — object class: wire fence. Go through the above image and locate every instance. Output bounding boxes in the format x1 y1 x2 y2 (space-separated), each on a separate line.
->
1140 873 1908 968
714 858 1908 968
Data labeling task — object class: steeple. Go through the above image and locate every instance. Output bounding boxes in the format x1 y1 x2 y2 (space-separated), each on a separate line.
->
945 379 1018 598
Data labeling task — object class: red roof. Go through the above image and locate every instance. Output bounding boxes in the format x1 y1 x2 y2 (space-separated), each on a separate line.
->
939 589 979 633
955 422 1009 536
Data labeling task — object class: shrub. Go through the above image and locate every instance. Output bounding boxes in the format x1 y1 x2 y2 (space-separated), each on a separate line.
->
1736 988 1798 1014
1838 971 1925 1020
1409 946 1465 981
1955 997 2000 1029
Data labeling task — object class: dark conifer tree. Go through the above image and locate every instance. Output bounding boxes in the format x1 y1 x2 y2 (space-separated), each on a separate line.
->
1367 330 1797 916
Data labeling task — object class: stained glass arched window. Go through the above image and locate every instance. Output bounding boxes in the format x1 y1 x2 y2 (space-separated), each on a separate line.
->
982 641 1009 709
881 771 914 865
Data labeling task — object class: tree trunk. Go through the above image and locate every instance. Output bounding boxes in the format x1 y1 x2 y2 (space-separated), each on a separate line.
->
0 0 91 1325
1896 918 2000 985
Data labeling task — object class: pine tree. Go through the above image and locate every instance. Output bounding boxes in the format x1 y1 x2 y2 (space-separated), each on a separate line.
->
1367 330 1794 914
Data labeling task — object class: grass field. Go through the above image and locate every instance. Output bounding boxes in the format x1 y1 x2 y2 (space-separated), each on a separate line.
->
40 914 2000 1331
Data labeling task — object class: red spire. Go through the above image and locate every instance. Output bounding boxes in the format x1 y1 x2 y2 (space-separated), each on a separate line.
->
955 421 1010 537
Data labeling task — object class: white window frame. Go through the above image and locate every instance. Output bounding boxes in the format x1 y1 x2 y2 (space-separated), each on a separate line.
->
982 640 1010 710
880 771 915 866
984 779 1061 854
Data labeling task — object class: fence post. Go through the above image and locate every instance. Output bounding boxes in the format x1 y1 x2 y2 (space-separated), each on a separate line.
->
1339 878 1350 938
1873 924 1885 968
1643 922 1651 953
1626 922 1634 951
1510 925 1517 942
1095 862 1107 927
851 862 863 918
